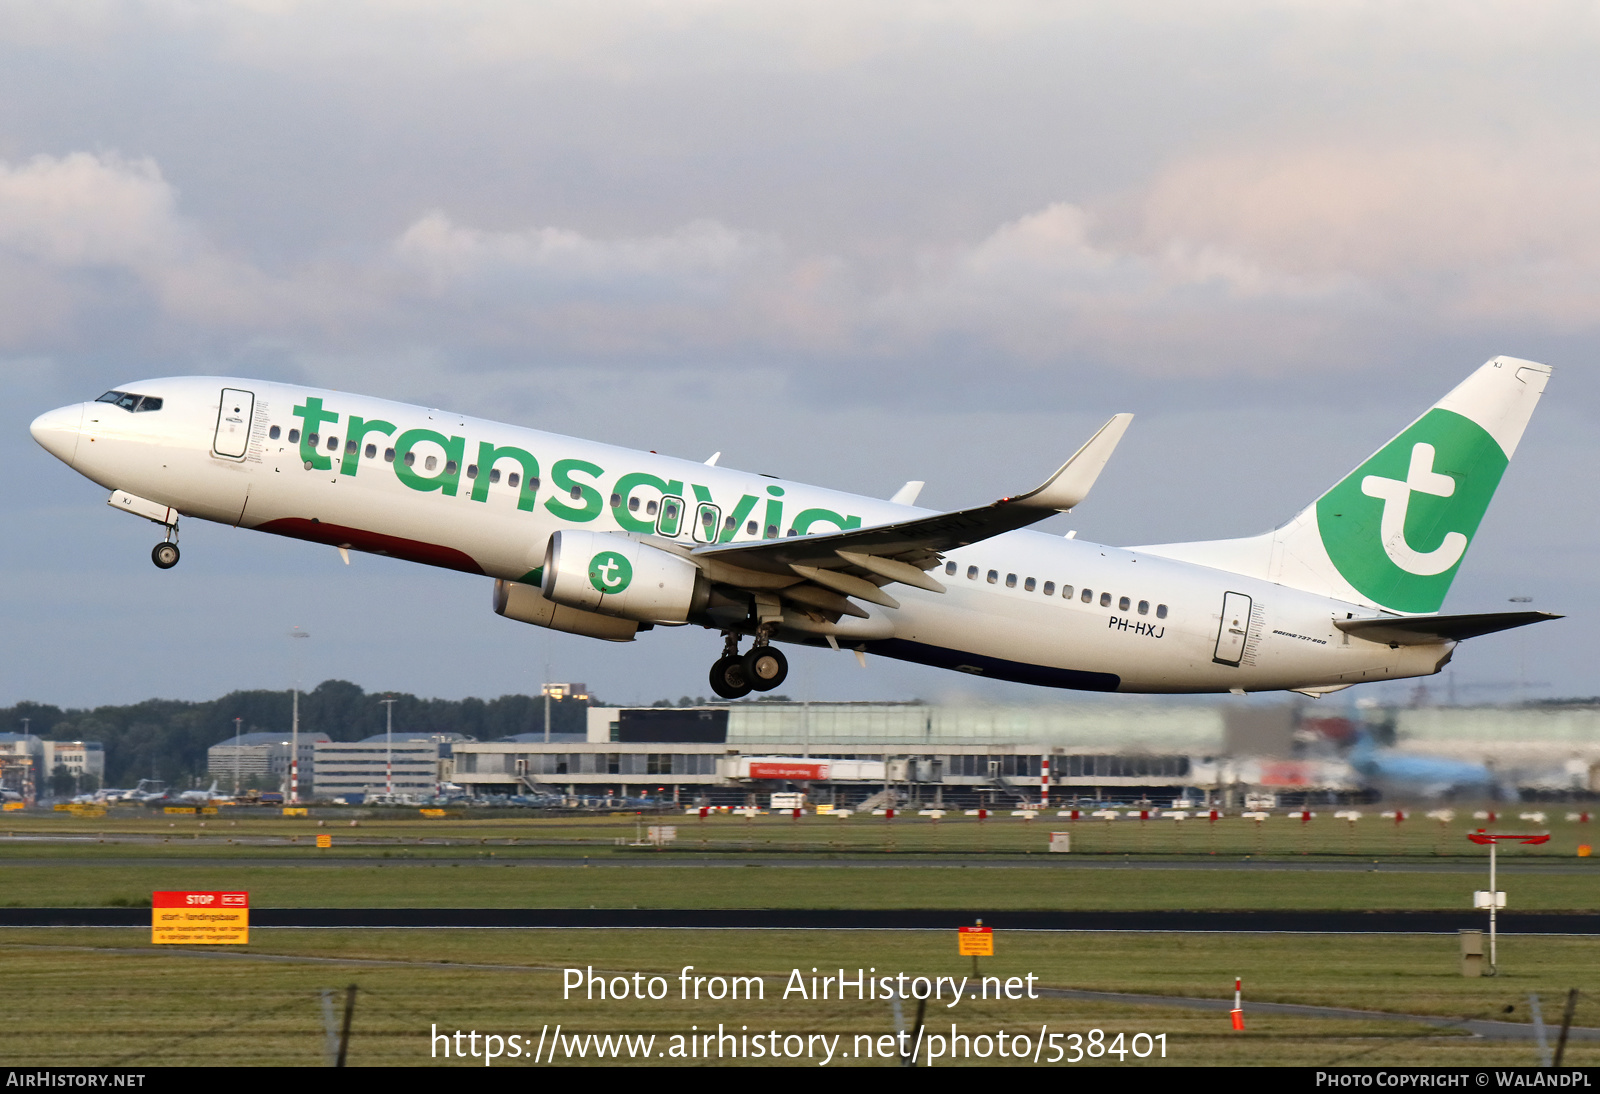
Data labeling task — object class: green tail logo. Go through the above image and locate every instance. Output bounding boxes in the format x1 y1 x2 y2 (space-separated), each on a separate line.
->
1316 409 1507 614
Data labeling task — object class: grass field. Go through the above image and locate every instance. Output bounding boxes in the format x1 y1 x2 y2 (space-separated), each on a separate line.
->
1 929 1595 1067
4 863 1600 912
2 807 1595 1067
3 804 1596 859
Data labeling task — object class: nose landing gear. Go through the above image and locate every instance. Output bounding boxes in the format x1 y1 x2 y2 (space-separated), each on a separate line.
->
151 523 180 569
708 629 790 699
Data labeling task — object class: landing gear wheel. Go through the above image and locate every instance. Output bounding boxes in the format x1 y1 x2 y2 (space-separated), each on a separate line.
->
151 542 180 569
710 655 753 699
742 645 788 692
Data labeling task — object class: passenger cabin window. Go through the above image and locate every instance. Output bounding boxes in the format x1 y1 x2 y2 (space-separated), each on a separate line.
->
1138 600 1149 615
327 436 339 451
986 570 998 584
289 429 301 444
1118 596 1130 611
1024 577 1036 592
344 440 356 455
646 499 658 515
1081 588 1092 603
1061 585 1073 599
444 460 458 475
765 525 778 538
629 498 640 512
610 493 622 508
1156 604 1168 619
945 562 957 576
466 464 477 478
967 566 978 580
424 455 437 471
1005 573 1017 588
366 444 378 459
403 451 415 467
308 433 320 447
724 516 737 532
1042 581 1055 596
383 447 394 463
570 485 582 500
269 425 281 440
507 472 520 489
1100 592 1112 607
746 521 758 535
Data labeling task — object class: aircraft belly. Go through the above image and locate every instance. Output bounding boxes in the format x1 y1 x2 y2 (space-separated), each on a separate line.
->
241 462 551 575
881 592 1133 691
77 431 253 526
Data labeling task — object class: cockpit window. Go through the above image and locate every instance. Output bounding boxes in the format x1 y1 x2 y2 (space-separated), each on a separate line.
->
95 390 162 412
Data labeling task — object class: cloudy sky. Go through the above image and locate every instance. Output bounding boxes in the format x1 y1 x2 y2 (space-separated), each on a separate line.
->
3 1 1595 713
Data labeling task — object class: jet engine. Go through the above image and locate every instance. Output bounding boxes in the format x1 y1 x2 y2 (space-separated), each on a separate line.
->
492 578 639 642
542 530 707 623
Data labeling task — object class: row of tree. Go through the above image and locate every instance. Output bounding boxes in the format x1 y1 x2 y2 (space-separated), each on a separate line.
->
4 680 593 789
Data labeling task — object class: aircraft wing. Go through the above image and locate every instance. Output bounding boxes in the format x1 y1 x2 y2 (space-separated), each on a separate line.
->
688 414 1132 615
1335 610 1561 646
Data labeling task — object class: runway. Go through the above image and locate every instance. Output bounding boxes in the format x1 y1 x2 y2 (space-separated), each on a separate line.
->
0 854 1591 874
3 907 1597 932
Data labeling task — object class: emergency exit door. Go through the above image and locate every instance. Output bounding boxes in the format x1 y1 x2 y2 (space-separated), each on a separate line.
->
1213 592 1252 666
213 388 255 459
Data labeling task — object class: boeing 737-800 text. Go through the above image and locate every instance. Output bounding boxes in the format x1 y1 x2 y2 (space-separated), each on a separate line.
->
30 357 1558 698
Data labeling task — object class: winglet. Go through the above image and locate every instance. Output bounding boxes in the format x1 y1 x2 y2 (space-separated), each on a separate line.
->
1011 413 1133 511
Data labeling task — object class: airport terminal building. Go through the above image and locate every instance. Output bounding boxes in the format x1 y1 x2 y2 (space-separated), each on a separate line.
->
449 700 1600 806
452 701 1289 807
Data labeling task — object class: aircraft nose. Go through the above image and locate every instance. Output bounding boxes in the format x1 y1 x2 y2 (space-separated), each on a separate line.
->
30 403 84 467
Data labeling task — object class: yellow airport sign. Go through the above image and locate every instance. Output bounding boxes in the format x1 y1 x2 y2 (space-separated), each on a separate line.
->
282 807 308 816
163 806 196 815
419 808 446 818
958 926 994 957
152 891 248 945
316 834 332 848
2 802 22 812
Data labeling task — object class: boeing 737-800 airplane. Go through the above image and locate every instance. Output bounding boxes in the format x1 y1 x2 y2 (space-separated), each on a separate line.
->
30 357 1557 698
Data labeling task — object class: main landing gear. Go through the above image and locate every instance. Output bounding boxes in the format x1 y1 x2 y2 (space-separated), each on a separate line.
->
151 523 180 569
709 629 789 699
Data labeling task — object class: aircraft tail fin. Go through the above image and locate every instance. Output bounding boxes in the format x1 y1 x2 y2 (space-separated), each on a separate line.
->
1135 357 1550 614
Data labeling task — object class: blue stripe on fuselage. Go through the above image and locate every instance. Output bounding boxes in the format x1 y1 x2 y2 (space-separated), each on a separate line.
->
862 638 1121 692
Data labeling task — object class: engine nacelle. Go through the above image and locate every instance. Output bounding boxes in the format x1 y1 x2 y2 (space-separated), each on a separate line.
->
493 578 638 642
542 530 706 623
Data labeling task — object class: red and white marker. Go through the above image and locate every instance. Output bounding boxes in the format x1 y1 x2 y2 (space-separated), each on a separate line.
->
1040 757 1050 808
1230 977 1244 1030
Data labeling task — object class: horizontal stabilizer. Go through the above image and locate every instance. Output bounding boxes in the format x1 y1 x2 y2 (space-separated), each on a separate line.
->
1335 610 1560 646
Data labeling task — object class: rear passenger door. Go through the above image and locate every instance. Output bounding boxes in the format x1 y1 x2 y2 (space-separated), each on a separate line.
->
1213 592 1251 666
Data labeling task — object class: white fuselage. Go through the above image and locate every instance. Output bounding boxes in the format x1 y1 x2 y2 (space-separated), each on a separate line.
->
32 377 1450 694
